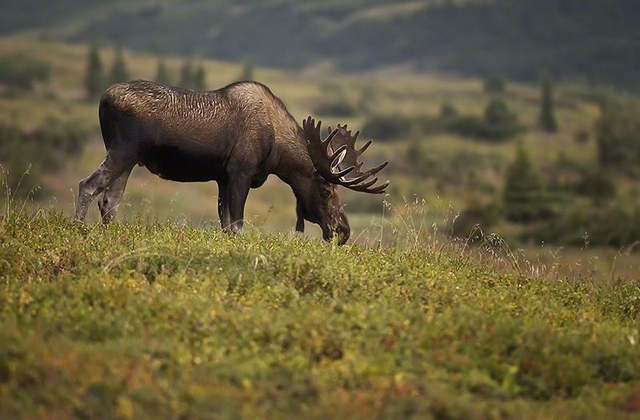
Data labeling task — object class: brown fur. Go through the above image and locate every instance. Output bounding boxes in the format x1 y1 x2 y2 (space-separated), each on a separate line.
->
74 80 350 244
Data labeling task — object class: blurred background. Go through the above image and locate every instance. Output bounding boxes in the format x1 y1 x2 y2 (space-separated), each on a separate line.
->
2 0 640 274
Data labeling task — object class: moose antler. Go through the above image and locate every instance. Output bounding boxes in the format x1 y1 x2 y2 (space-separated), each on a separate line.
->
303 116 389 194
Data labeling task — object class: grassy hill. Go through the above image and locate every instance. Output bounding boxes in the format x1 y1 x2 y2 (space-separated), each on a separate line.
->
2 209 640 419
3 0 640 90
3 30 640 419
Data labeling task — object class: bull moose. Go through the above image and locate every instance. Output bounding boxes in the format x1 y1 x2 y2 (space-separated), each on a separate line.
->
74 80 388 245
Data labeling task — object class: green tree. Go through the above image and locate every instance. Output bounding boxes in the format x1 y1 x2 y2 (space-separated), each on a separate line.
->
179 59 194 88
193 63 207 90
108 47 130 85
483 76 506 94
439 101 458 121
154 57 172 86
538 75 558 132
0 53 50 91
503 142 550 222
484 98 517 127
84 45 104 100
595 97 640 174
239 59 254 81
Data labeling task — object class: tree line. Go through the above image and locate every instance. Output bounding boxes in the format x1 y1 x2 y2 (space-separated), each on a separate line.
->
84 45 212 100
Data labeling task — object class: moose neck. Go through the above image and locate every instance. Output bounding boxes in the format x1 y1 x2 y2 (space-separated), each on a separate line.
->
272 132 317 211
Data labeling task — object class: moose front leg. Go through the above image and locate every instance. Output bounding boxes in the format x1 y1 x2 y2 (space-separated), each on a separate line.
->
295 201 305 232
217 179 231 230
224 176 251 234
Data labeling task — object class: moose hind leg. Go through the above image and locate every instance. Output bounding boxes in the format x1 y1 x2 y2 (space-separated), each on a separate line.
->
98 167 132 223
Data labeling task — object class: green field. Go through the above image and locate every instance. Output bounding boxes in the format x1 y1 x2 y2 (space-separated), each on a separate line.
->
2 208 640 419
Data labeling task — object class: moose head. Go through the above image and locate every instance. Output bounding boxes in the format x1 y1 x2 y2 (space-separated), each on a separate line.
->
301 117 388 245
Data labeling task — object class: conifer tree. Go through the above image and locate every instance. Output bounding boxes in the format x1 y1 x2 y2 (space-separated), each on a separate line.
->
193 64 207 91
239 59 254 81
155 57 172 86
109 47 130 85
538 75 558 132
503 142 549 222
179 59 194 89
84 45 104 100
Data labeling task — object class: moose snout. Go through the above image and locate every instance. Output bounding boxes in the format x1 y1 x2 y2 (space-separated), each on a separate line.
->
322 226 350 246
322 211 350 245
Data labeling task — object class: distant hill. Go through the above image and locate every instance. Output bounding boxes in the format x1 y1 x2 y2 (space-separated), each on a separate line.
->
3 0 640 90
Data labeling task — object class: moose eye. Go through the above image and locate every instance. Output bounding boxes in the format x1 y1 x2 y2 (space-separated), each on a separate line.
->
321 189 332 199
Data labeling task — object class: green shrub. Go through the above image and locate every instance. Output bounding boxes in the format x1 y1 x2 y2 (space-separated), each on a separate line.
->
312 100 357 118
573 169 616 202
595 97 640 175
0 53 51 90
312 84 357 118
361 114 413 141
439 101 459 120
446 99 522 142
451 200 502 242
483 76 506 94
527 201 640 248
0 119 90 198
574 128 590 144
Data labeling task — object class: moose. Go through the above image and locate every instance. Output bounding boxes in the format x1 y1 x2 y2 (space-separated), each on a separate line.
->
74 79 388 245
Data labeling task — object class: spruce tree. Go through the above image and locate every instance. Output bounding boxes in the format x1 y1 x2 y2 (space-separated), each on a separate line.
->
179 59 194 89
538 75 558 132
84 45 104 100
155 57 172 86
503 142 549 222
109 47 130 85
239 59 254 81
193 64 207 90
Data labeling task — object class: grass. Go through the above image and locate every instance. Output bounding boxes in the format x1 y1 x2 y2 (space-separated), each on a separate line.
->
2 202 640 419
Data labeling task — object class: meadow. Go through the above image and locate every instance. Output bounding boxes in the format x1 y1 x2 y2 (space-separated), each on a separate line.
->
2 36 640 418
2 204 640 419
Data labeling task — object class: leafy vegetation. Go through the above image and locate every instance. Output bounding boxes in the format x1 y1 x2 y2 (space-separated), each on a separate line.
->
448 98 523 142
596 96 640 176
0 118 90 198
2 208 640 419
0 53 51 91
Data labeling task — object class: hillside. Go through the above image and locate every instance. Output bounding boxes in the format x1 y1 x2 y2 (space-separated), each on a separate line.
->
2 210 640 419
3 0 640 90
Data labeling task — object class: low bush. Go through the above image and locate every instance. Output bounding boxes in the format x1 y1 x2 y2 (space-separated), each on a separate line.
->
0 119 90 197
447 99 522 142
0 53 51 90
527 201 640 248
